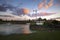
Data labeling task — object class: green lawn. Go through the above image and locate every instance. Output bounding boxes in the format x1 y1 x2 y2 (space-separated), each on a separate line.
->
0 31 60 40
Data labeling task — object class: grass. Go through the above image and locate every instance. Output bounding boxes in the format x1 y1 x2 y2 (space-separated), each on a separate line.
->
0 31 60 40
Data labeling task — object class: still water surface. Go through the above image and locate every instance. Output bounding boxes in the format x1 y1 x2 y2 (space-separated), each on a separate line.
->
0 24 31 35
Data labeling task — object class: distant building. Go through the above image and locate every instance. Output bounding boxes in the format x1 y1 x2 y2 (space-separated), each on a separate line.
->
36 21 45 25
35 18 45 25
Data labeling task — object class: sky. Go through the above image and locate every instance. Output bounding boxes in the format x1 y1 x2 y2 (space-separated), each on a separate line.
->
0 0 60 13
0 0 60 20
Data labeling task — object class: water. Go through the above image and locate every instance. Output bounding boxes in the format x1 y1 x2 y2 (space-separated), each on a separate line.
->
0 24 31 35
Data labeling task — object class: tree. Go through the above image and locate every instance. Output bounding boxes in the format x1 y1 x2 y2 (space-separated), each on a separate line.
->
37 18 42 21
52 20 58 25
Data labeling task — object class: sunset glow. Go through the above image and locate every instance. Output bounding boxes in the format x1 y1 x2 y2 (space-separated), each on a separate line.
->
23 8 30 14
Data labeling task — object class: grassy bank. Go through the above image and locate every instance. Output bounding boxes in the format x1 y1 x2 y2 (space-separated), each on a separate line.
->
0 31 60 40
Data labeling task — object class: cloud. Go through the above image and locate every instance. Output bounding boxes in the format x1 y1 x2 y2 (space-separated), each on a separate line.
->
33 0 37 2
0 7 32 20
0 9 13 15
38 0 54 9
48 0 53 7
44 0 54 9
37 0 47 9
43 0 47 3
38 2 44 9
48 3 53 7
54 4 60 7
0 5 7 11
41 13 60 20
45 5 49 9
0 9 32 20
56 0 60 3
22 8 30 14
16 8 30 16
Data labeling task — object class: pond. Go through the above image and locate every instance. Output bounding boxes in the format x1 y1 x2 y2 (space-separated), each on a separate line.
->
0 23 32 35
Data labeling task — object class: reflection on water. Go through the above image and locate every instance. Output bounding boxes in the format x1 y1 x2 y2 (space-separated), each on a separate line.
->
0 24 31 35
